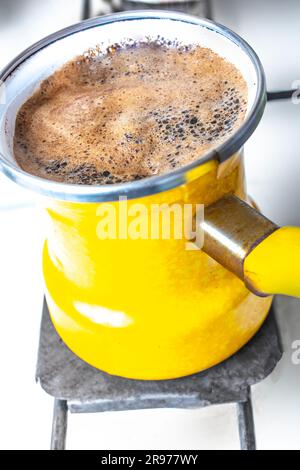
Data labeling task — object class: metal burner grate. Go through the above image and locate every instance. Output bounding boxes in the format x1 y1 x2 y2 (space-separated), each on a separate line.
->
82 0 213 20
36 300 282 450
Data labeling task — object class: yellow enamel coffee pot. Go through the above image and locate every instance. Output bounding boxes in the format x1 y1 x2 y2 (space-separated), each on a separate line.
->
0 12 299 380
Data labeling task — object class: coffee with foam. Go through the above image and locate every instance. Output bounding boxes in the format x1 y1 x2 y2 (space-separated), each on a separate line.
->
14 42 247 185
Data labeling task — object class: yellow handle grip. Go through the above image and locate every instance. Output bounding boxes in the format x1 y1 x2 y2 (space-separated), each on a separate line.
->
244 226 300 297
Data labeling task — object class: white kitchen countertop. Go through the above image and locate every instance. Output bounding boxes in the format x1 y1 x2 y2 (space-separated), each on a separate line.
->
0 0 299 450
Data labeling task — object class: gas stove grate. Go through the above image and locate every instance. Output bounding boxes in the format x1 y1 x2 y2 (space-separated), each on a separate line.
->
36 300 282 450
82 0 213 20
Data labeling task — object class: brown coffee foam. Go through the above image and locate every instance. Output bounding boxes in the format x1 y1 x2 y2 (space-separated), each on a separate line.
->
14 43 247 185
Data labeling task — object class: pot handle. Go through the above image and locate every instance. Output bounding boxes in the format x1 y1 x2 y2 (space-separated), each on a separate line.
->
200 195 300 297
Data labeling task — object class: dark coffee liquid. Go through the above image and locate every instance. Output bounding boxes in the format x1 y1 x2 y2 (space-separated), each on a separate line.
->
14 43 247 185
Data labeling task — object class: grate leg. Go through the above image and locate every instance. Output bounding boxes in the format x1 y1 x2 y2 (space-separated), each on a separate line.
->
237 390 256 450
82 0 91 20
204 0 213 20
51 399 68 450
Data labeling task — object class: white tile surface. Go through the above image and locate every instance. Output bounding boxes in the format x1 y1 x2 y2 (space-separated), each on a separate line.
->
67 405 240 450
245 99 300 226
0 0 300 450
253 297 300 450
213 0 300 90
0 0 83 70
0 207 52 450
